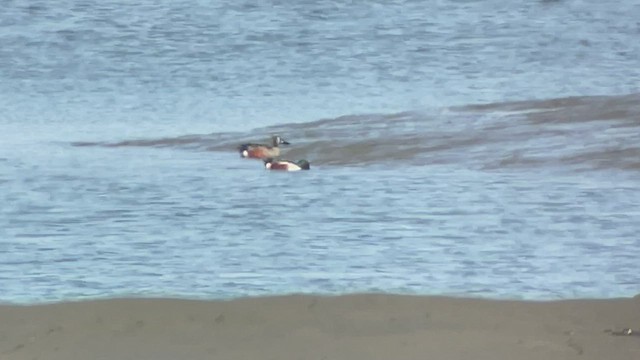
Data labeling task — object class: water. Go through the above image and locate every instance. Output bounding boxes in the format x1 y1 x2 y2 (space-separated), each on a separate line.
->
1 0 639 303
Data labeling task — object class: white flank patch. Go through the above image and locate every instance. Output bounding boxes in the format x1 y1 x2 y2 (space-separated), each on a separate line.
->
285 163 301 171
242 150 249 157
265 162 272 169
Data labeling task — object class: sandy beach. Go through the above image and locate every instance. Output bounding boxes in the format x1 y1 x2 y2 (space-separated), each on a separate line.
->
1 294 639 360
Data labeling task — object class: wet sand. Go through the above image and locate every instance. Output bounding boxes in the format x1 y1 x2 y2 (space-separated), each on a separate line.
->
1 294 639 360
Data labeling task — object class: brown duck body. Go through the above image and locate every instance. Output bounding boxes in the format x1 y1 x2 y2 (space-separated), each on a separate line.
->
238 135 290 159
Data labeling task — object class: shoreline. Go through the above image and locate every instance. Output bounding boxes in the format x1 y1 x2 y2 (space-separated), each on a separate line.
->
4 287 639 306
2 293 639 359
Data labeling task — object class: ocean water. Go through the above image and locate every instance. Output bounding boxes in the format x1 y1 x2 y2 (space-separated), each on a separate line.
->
1 0 639 303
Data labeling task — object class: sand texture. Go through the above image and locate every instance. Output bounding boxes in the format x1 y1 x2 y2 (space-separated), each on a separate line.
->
1 294 639 360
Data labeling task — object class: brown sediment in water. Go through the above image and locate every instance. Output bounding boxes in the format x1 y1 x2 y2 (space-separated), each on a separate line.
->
1 294 639 360
70 93 640 173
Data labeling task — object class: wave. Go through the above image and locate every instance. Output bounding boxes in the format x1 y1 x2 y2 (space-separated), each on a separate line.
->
72 93 640 173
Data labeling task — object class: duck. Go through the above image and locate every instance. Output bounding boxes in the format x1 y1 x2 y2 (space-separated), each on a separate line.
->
238 135 290 159
264 158 310 171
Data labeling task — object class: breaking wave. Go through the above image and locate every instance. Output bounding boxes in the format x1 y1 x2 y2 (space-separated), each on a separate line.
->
73 93 640 173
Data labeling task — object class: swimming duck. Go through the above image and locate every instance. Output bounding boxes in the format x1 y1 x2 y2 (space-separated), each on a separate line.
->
238 135 290 159
264 158 310 171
